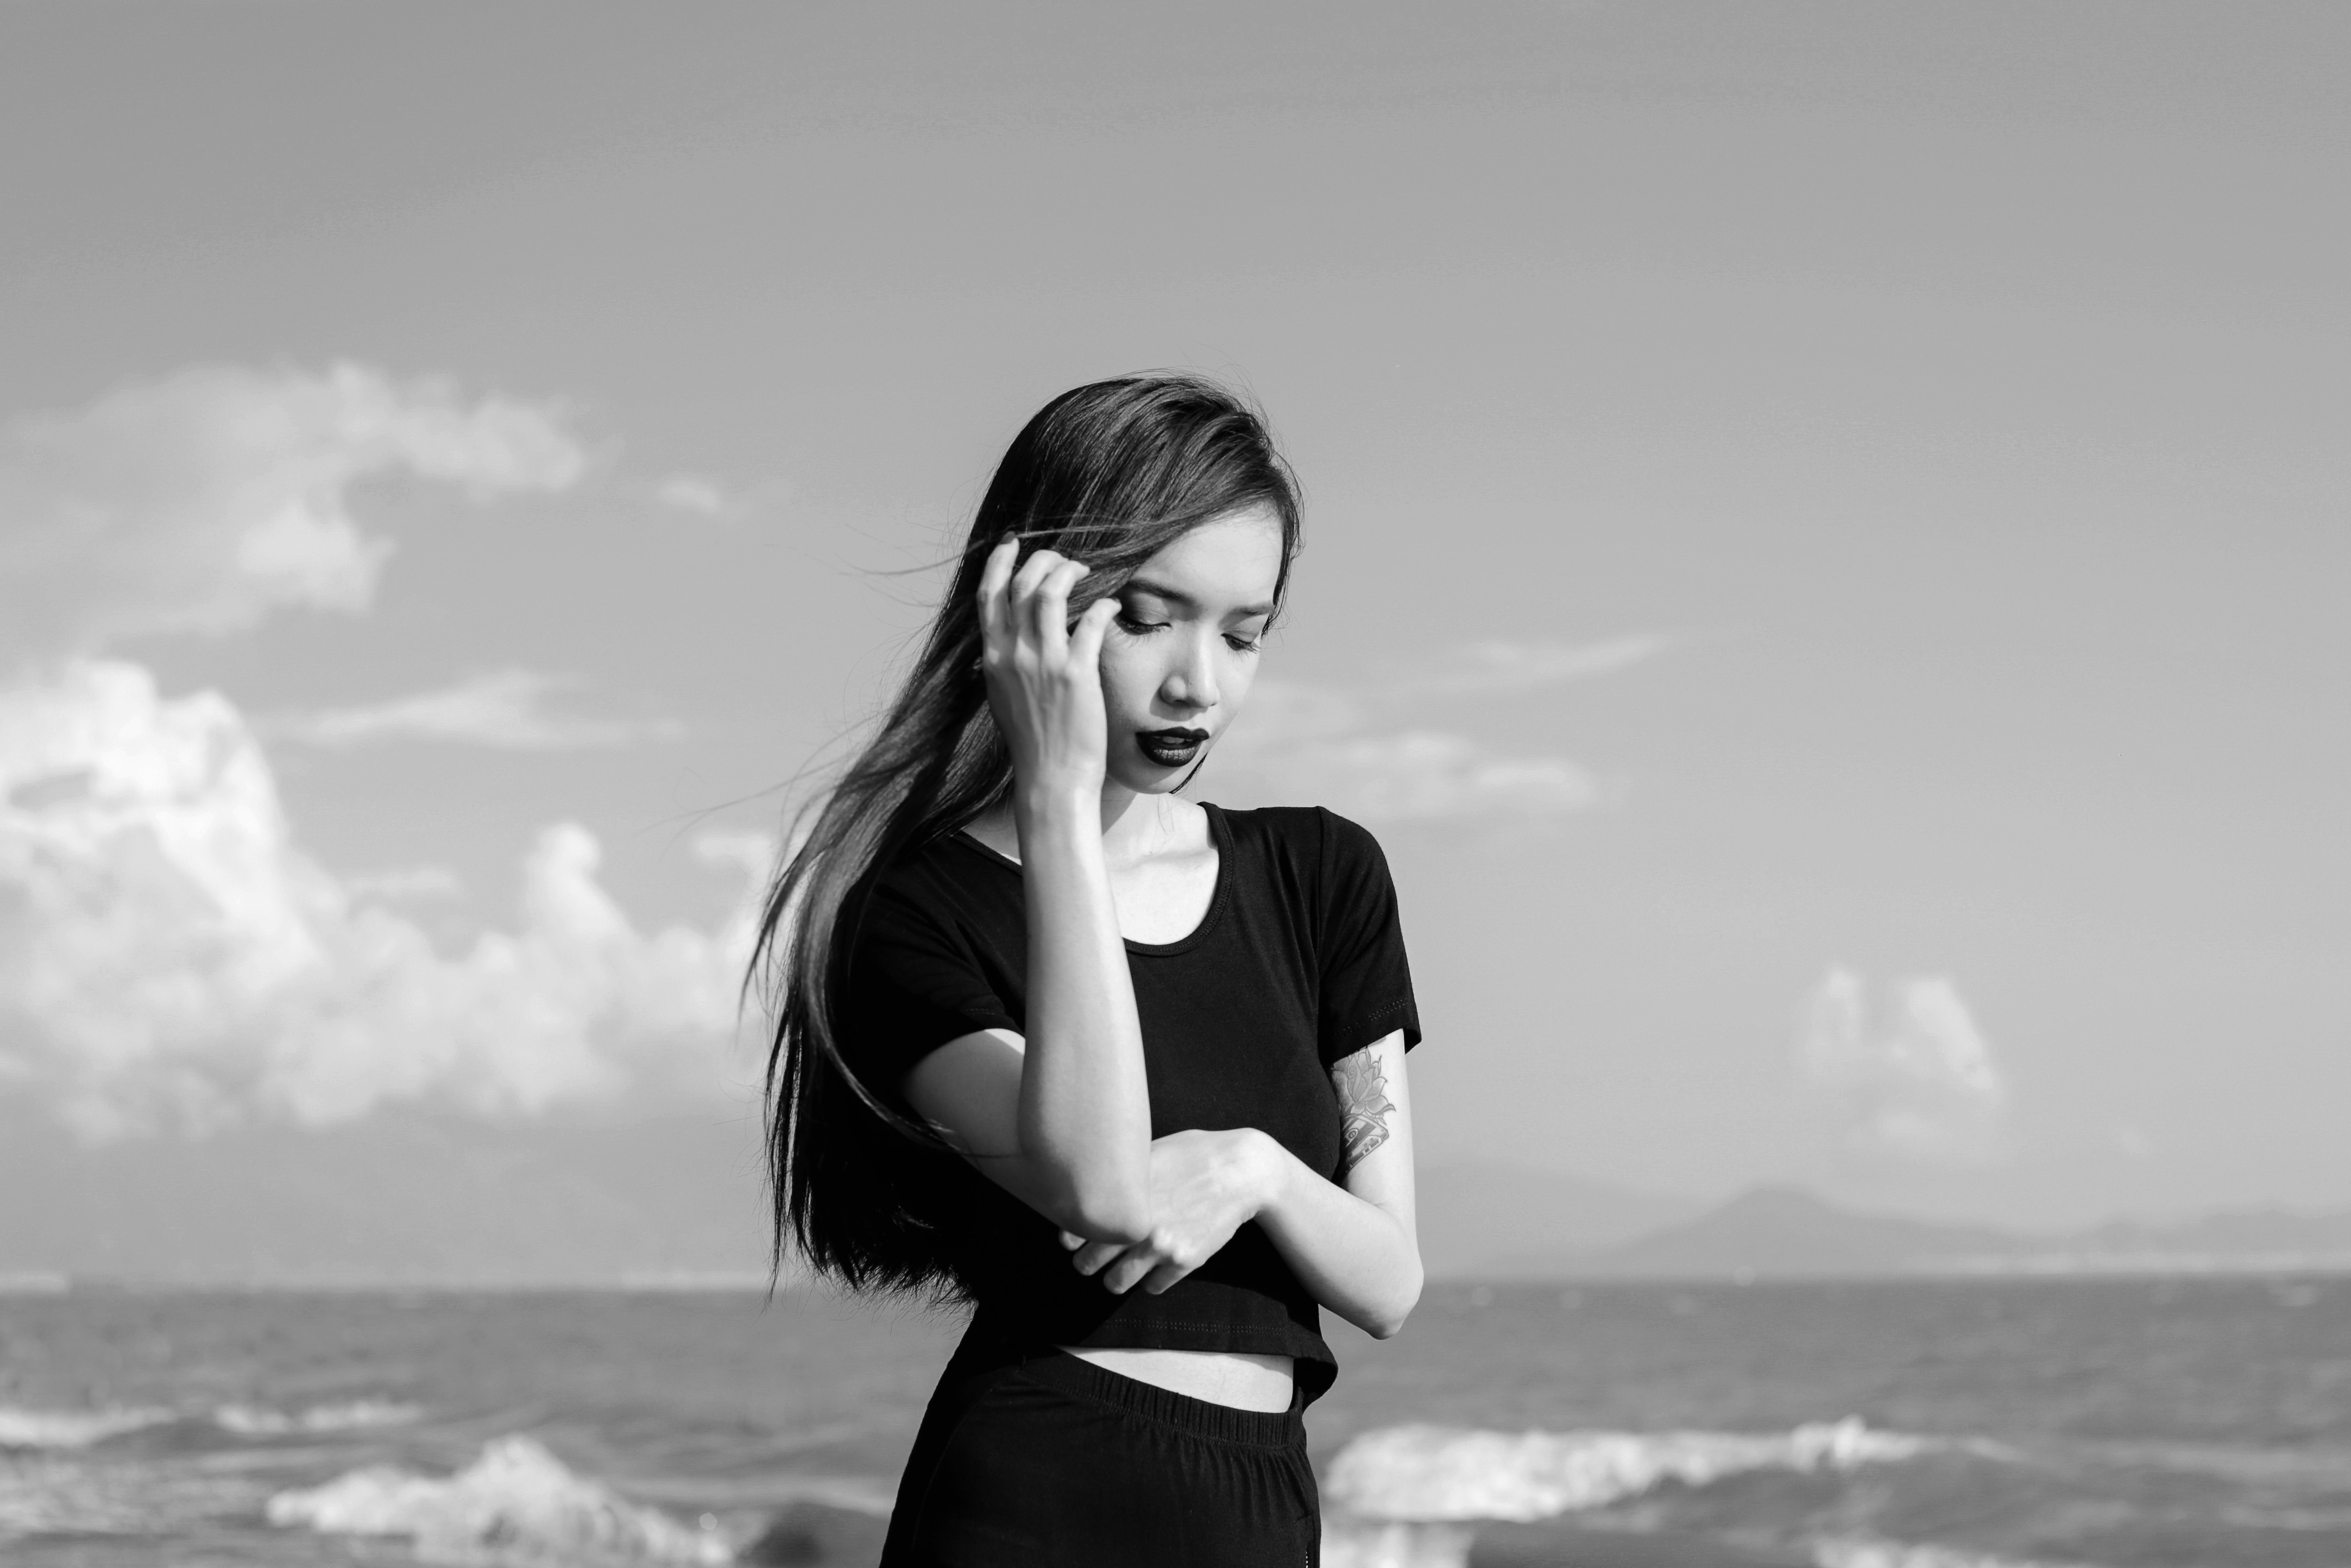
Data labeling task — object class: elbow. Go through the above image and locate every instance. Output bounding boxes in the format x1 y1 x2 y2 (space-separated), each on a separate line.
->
1061 1193 1152 1247
1047 1165 1153 1245
1359 1263 1425 1341
1023 1134 1154 1244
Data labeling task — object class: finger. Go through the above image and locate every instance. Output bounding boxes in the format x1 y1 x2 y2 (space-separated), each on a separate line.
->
1067 595 1119 671
1058 1230 1085 1251
1031 558 1087 660
1102 1248 1161 1295
1007 546 1062 616
1070 1240 1124 1276
1139 1259 1195 1295
975 535 1019 646
1006 549 1064 662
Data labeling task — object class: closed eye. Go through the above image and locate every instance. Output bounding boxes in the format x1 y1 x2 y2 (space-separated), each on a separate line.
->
1116 612 1169 636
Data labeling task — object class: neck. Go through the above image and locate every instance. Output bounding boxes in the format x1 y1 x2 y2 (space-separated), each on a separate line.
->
1093 780 1180 866
974 779 1187 867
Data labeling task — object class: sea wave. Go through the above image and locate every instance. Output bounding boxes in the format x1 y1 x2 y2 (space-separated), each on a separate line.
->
1815 1537 2099 1568
216 1399 423 1435
0 1455 264 1540
265 1434 729 1566
0 1404 175 1450
1321 1519 1479 1568
1325 1417 1940 1522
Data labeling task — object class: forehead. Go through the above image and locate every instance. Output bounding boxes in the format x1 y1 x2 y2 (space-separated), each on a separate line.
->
1129 505 1284 607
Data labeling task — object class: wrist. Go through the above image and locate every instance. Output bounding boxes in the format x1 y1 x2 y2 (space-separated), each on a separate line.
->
1236 1128 1290 1219
1013 779 1101 831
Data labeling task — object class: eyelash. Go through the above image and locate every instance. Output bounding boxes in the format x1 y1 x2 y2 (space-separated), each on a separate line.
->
1116 613 1262 654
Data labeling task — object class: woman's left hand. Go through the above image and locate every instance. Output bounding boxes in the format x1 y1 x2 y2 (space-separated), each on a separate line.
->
1061 1128 1283 1295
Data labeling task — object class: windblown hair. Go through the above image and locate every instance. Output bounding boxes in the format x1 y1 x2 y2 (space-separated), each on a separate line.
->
747 373 1302 1296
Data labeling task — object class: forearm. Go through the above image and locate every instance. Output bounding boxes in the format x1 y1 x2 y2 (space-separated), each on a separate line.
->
1015 788 1154 1240
1251 1135 1423 1339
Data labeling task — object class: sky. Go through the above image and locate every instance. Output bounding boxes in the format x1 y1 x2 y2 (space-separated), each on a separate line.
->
0 2 2344 1270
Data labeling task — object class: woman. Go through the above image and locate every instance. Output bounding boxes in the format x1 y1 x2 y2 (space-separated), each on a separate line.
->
751 374 1423 1565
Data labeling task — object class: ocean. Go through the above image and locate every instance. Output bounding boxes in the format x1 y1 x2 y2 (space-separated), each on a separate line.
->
3 1276 2346 1567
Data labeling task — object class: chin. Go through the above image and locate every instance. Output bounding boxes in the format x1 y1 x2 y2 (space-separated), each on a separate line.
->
1113 765 1192 795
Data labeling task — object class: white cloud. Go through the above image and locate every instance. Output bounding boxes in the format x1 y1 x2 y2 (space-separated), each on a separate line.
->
1396 634 1676 697
653 473 731 516
0 660 761 1139
1199 677 1614 824
652 471 792 520
1217 728 1610 822
1796 966 2010 1165
275 669 683 751
342 866 466 902
0 362 585 657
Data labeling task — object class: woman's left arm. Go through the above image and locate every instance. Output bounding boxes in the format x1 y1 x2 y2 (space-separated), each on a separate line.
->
1063 1028 1423 1338
1251 1029 1422 1338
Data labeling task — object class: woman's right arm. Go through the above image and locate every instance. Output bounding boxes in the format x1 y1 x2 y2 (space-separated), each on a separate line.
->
901 540 1154 1244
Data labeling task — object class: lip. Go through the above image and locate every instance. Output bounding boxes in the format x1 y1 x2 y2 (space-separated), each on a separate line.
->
1135 727 1211 767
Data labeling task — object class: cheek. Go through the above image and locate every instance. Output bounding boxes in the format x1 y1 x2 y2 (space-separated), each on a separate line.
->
1094 644 1158 720
1220 651 1262 709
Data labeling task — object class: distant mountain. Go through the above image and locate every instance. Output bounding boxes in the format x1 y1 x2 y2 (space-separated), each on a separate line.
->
1416 1162 1698 1279
2071 1207 2351 1264
16 1102 2348 1287
1555 1186 2015 1279
11 1115 1703 1287
0 1106 775 1287
1554 1186 2351 1280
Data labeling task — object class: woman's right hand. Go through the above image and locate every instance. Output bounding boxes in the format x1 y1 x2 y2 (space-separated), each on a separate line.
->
977 535 1121 800
1059 1128 1283 1295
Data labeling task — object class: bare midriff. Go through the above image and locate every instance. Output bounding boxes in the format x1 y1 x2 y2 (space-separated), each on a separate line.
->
1056 1346 1294 1412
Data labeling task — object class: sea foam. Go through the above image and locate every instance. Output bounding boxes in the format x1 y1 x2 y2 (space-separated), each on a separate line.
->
1326 1417 1932 1522
0 1405 175 1450
216 1399 422 1436
1816 1538 2097 1568
266 1434 728 1566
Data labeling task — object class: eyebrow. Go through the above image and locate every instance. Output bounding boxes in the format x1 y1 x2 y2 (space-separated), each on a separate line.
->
1123 576 1277 619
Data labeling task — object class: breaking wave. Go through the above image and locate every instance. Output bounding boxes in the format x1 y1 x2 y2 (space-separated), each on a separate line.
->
0 1398 422 1450
0 1404 175 1450
1325 1417 1942 1522
266 1434 729 1566
216 1399 423 1435
1816 1539 2098 1568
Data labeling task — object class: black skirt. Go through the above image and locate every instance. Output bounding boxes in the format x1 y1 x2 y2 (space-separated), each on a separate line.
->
880 1337 1319 1567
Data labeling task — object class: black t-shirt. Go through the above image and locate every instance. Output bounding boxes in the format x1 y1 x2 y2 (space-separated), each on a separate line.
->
840 802 1420 1401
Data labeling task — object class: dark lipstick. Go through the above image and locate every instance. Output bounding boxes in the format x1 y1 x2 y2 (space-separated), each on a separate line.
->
1136 727 1210 768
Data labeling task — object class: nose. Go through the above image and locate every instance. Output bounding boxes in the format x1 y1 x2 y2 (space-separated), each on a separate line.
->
1159 631 1220 714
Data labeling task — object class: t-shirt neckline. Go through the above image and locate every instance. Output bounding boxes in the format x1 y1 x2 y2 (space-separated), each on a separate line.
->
949 801 1231 956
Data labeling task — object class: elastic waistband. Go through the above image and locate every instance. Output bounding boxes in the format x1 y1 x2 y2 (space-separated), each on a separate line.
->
1014 1349 1305 1450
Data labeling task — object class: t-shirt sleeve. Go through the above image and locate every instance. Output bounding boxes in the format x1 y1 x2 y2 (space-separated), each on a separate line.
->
1313 807 1421 1065
839 874 1019 1102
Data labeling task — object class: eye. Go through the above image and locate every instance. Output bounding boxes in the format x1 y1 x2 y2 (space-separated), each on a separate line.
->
1115 612 1168 636
1224 633 1263 654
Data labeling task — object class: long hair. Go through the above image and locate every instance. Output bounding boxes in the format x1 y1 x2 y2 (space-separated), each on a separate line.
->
747 373 1303 1295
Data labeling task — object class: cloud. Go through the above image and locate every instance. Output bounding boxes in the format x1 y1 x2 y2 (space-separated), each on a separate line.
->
0 362 584 657
1198 676 1616 824
1396 634 1676 697
341 866 465 901
0 660 761 1139
653 474 732 516
274 669 683 751
652 472 792 520
1796 966 2010 1165
1219 728 1610 822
